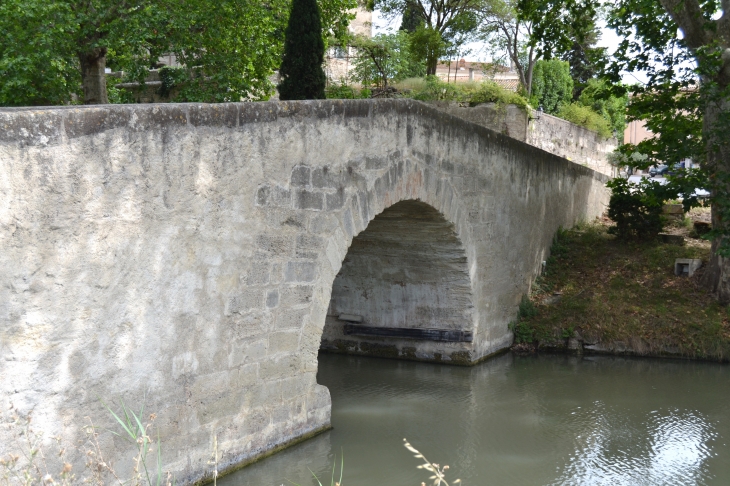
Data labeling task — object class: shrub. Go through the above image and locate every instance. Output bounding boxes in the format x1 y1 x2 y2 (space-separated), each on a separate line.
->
469 81 529 109
326 82 358 99
557 102 613 138
403 76 529 107
606 177 665 239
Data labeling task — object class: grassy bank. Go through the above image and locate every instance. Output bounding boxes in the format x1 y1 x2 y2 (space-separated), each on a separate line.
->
512 216 730 362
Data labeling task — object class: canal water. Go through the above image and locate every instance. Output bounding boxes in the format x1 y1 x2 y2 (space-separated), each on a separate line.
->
219 353 730 486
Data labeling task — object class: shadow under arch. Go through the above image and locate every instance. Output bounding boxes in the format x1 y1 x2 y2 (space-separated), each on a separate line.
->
320 199 476 364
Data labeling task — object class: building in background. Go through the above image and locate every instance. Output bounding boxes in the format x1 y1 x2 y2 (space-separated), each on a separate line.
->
435 59 520 91
325 9 372 83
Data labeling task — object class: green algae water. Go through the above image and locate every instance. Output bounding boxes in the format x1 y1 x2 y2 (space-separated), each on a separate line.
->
219 353 730 486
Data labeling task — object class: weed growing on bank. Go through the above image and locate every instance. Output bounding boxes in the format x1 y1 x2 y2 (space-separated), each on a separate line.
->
511 218 730 360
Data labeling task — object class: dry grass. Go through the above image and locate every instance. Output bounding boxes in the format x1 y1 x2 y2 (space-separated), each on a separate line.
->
513 216 730 361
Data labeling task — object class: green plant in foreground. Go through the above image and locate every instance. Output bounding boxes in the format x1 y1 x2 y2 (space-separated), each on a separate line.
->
101 399 167 486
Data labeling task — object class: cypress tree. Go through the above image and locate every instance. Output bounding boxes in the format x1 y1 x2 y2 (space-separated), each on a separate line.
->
278 0 326 100
399 0 422 33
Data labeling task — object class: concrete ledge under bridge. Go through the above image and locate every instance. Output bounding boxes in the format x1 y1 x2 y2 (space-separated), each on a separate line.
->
0 99 609 483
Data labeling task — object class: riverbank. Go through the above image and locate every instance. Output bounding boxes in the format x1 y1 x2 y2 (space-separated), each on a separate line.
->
512 215 730 362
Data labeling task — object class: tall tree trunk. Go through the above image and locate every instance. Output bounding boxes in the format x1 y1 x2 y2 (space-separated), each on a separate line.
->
79 47 109 104
427 55 438 76
700 94 730 302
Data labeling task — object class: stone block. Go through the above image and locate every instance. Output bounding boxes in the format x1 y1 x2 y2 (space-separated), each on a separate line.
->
326 188 345 210
244 261 270 285
270 185 292 207
269 331 300 354
259 355 300 380
290 165 311 186
294 190 324 211
312 166 342 188
226 290 263 315
266 289 279 308
255 185 270 206
275 308 308 329
255 234 294 256
660 233 685 246
674 258 702 277
284 262 317 283
279 285 314 307
296 235 324 259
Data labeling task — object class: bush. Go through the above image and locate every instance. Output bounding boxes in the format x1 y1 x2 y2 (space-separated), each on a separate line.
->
326 82 359 99
470 81 529 109
402 76 530 108
557 102 613 138
606 177 665 239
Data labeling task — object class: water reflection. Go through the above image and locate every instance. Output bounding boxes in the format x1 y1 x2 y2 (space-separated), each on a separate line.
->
219 354 730 486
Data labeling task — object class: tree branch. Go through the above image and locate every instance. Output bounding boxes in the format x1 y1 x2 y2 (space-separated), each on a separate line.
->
658 0 711 50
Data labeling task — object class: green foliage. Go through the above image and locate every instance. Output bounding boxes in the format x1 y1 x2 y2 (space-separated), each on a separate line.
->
350 32 424 89
102 398 165 485
577 79 628 135
156 66 187 99
530 59 573 114
408 75 465 101
0 0 356 105
556 103 613 138
0 0 79 105
278 0 327 100
518 295 538 319
399 0 424 32
408 26 446 76
510 295 538 344
469 81 530 109
325 81 371 99
606 177 668 240
605 0 730 267
403 76 530 108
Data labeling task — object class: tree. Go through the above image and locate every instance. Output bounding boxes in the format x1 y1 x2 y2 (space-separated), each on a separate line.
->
577 78 628 135
408 26 447 75
399 0 423 32
479 0 539 96
278 0 327 99
0 0 357 106
604 0 730 301
479 0 597 96
530 59 573 113
372 0 482 74
351 32 424 89
560 19 607 99
0 0 79 106
161 0 290 102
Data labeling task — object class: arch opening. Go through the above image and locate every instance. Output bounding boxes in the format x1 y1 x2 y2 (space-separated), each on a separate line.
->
320 200 476 364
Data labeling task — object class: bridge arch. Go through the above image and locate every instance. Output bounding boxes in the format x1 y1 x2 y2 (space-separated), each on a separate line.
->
320 199 475 363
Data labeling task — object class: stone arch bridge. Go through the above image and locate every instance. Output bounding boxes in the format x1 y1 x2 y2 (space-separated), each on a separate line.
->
0 100 607 482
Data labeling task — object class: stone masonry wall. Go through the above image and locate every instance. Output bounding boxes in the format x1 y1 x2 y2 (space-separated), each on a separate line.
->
0 100 608 483
427 101 617 176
